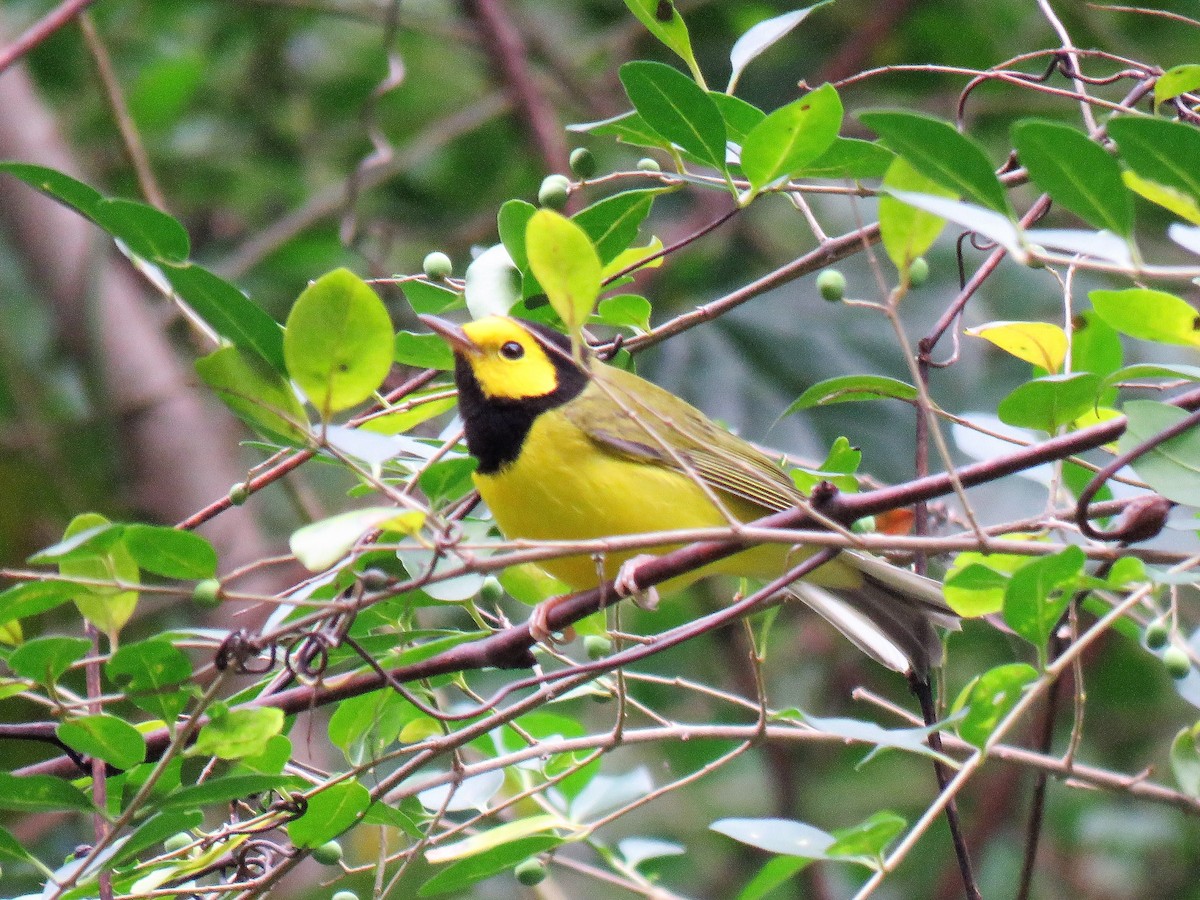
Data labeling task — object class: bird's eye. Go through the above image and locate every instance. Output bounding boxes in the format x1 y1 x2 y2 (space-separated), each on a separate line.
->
499 341 525 360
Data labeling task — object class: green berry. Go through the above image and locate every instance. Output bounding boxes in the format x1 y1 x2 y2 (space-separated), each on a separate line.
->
1145 619 1170 651
480 577 504 605
229 482 250 505
908 256 929 286
817 269 847 303
1163 645 1192 680
331 892 359 900
636 157 661 172
584 634 612 660
514 857 547 886
569 147 596 179
422 251 453 280
538 174 570 210
311 840 344 865
163 832 192 854
191 579 223 609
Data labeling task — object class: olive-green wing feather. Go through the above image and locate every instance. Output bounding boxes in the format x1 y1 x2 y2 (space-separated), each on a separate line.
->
564 364 804 513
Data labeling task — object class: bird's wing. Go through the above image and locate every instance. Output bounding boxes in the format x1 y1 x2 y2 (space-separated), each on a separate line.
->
565 365 804 513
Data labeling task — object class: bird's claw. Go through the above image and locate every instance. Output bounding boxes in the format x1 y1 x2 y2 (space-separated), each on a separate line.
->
529 600 575 646
615 554 660 612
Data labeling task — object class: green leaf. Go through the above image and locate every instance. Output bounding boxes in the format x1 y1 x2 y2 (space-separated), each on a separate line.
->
28 521 124 564
727 3 832 93
395 331 455 370
1122 170 1200 225
827 810 906 861
1011 120 1133 237
785 375 917 413
195 344 311 445
1003 546 1086 657
1090 288 1200 349
0 162 104 213
8 635 91 684
0 825 34 863
1121 400 1200 506
619 61 727 171
122 525 217 580
944 545 1042 617
572 189 662 264
92 197 190 262
955 663 1038 747
57 714 147 770
741 84 843 193
160 774 299 810
288 779 371 847
113 810 204 866
328 689 413 766
738 856 812 900
497 199 538 271
1108 116 1200 203
710 92 765 144
525 209 602 336
419 835 563 897
1104 363 1200 388
818 436 862 475
620 0 702 85
58 512 139 640
189 707 286 760
595 294 652 332
997 373 1102 433
0 580 77 627
567 110 673 152
1156 65 1200 107
796 137 894 179
400 280 462 316
1072 311 1123 404
418 457 478 505
879 156 957 271
711 817 834 858
107 638 193 723
0 773 93 813
290 506 419 572
284 268 394 419
1171 722 1200 797
859 110 1011 214
164 263 286 373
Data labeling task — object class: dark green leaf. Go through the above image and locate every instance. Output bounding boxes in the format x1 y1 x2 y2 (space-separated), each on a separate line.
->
287 779 371 847
122 525 217 580
858 110 1011 214
997 373 1102 432
1011 120 1132 237
956 663 1038 747
786 375 917 413
573 189 662 264
0 162 104 214
107 638 193 722
620 0 699 80
709 92 765 144
57 714 147 770
284 268 395 419
619 61 727 171
1108 116 1200 203
164 263 287 372
395 331 455 370
418 835 563 896
92 198 190 262
0 773 93 813
741 84 843 192
796 137 894 179
196 345 311 445
400 280 462 316
0 580 77 627
1120 400 1200 506
113 810 204 866
160 774 299 810
8 635 91 684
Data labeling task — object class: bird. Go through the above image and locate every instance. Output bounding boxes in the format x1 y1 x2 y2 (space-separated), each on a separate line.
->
421 313 958 676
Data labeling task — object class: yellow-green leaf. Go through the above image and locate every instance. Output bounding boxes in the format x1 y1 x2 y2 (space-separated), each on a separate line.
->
1122 171 1200 226
965 321 1068 373
59 513 138 642
880 157 956 272
525 209 602 341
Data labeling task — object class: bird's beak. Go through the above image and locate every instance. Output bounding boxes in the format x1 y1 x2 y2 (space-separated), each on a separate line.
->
419 314 479 356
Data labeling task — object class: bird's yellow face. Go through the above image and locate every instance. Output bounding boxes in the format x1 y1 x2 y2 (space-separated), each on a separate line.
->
457 316 565 400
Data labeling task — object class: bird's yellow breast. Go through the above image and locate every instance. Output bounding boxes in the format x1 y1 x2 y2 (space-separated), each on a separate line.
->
473 408 790 589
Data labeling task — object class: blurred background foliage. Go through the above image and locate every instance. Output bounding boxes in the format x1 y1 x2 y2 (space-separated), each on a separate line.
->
2 1 1200 898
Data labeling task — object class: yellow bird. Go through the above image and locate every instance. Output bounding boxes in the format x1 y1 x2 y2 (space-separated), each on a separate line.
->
422 314 958 676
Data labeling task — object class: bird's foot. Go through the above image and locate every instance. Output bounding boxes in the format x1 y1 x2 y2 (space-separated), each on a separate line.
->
529 596 576 646
615 554 660 612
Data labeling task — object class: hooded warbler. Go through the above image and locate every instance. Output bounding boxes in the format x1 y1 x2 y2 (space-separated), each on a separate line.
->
422 314 958 676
